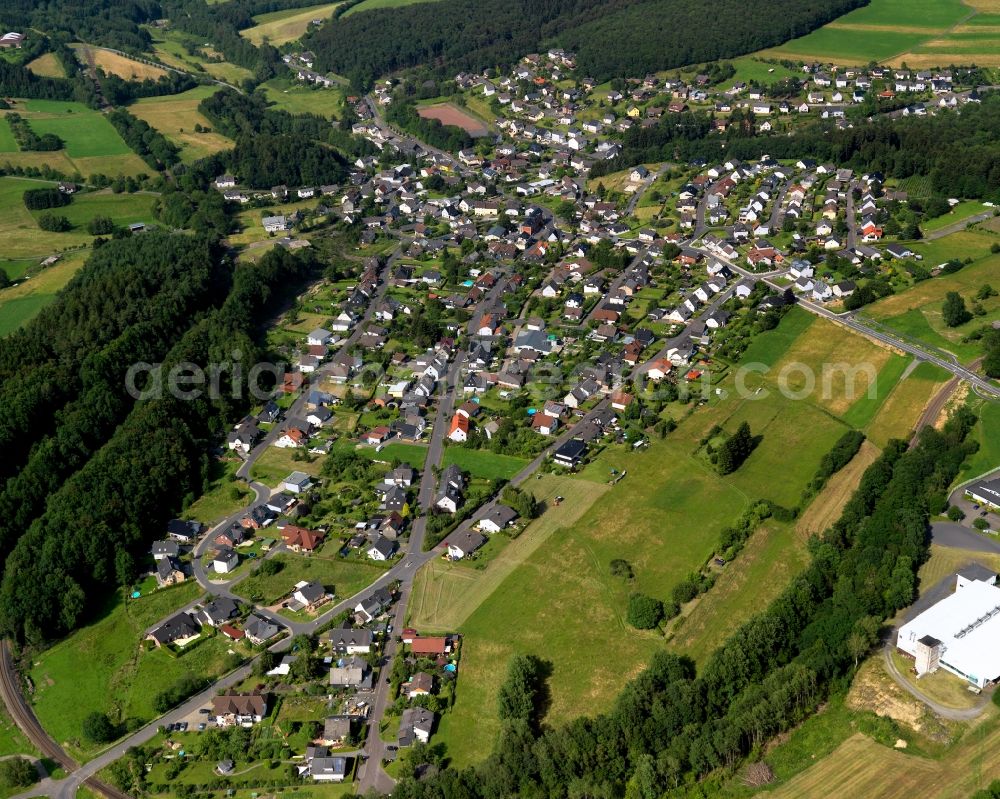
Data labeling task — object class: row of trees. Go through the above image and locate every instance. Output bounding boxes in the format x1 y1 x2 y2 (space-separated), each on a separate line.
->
5 113 63 151
107 108 181 170
390 409 980 798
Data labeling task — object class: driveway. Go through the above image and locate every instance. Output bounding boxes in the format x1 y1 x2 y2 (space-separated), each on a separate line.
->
931 521 1000 553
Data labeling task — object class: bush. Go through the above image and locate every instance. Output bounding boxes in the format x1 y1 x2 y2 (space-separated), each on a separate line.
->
948 505 966 522
82 711 118 743
609 559 634 580
671 578 699 605
87 215 116 235
0 757 37 788
942 291 972 328
973 518 991 531
627 592 664 629
37 212 71 232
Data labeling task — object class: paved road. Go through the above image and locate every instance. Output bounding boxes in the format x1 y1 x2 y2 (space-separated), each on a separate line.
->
695 247 1000 401
931 521 1000 553
925 209 995 241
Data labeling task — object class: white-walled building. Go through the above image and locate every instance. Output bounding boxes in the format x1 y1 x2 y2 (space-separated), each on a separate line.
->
896 567 1000 688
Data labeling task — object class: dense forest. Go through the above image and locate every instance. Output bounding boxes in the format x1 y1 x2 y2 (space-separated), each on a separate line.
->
388 410 978 797
196 88 374 186
305 0 865 87
593 93 1000 200
0 0 160 53
0 242 319 642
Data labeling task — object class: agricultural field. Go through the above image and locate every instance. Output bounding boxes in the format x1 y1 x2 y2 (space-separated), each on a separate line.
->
28 581 209 761
0 99 149 177
72 44 168 81
434 382 853 765
130 86 234 163
862 250 1000 362
0 250 89 337
259 78 346 118
668 519 808 662
143 27 252 87
921 201 994 233
0 177 157 259
758 0 983 65
241 2 343 46
864 361 951 448
25 52 65 78
343 0 447 15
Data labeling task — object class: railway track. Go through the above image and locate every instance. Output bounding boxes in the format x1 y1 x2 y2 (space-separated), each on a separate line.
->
0 640 134 799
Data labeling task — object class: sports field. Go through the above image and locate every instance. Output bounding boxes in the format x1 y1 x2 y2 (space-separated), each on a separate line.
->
417 103 490 137
130 86 234 163
0 99 149 177
758 0 989 66
73 44 168 81
242 2 343 45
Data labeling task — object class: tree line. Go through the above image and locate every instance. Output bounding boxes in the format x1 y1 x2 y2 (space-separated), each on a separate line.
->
304 0 862 88
107 108 181 170
0 240 320 642
388 408 980 798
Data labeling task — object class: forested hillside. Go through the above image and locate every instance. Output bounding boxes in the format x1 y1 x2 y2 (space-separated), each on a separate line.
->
305 0 866 86
0 240 318 642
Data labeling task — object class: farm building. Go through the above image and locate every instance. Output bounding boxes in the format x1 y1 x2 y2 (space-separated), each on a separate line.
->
896 567 1000 689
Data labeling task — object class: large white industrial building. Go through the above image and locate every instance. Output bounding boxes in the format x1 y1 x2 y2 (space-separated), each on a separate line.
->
896 565 1000 689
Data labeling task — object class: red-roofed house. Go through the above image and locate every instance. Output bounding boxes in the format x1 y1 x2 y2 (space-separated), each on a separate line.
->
448 414 469 443
282 525 325 552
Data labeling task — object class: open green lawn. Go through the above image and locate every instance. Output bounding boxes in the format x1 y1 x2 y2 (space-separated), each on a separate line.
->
957 397 1000 484
28 581 207 761
232 552 386 605
0 117 17 152
248 445 326 486
862 251 1000 363
259 78 345 119
738 305 816 367
22 101 132 158
343 0 447 15
1 99 149 177
440 446 528 481
922 201 993 233
0 705 37 758
726 57 800 86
